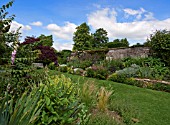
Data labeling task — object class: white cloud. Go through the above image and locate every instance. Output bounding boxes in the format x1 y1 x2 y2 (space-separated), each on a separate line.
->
123 8 155 21
87 7 170 44
47 22 77 40
30 21 43 26
124 8 145 16
144 12 155 21
10 21 32 32
53 41 73 51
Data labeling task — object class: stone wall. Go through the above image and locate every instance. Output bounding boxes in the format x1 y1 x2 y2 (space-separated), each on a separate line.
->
106 47 150 60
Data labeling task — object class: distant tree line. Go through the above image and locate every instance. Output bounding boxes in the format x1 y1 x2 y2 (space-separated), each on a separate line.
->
72 22 130 51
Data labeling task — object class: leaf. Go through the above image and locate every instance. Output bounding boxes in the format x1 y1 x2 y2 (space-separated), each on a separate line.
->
45 95 50 106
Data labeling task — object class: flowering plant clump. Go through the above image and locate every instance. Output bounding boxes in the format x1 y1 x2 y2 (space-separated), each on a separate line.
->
11 49 17 65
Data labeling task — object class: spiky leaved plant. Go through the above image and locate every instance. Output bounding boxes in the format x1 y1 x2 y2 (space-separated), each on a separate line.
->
97 87 112 111
0 87 43 125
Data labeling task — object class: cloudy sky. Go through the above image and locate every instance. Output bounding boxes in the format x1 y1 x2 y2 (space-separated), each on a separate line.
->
1 0 170 50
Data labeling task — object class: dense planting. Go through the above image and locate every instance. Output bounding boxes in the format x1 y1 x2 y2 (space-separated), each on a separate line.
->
1 1 170 125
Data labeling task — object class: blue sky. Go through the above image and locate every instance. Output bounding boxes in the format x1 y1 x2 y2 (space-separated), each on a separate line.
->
1 0 170 50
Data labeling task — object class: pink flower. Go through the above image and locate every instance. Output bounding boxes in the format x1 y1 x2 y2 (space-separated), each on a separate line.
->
11 49 17 65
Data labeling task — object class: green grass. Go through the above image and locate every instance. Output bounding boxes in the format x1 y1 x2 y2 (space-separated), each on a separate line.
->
49 70 170 125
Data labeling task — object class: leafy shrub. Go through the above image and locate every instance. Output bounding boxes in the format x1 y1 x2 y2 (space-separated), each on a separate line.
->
74 68 84 75
102 59 124 73
116 64 140 78
107 73 126 83
146 30 170 66
0 67 48 99
150 83 170 92
67 60 92 70
36 45 58 66
57 50 71 64
123 57 166 68
36 75 89 125
86 65 109 80
48 62 57 70
138 67 153 79
57 65 68 72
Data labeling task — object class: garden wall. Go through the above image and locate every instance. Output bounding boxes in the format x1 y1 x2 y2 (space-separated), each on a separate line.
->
69 47 150 61
106 47 150 60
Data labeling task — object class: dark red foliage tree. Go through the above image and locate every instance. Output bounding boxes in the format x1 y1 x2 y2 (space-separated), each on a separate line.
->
36 45 58 66
21 36 40 45
18 36 58 66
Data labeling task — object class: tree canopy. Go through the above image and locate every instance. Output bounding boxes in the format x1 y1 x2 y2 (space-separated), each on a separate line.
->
91 28 109 48
73 22 91 51
107 38 129 48
147 30 170 66
73 23 109 51
0 0 17 64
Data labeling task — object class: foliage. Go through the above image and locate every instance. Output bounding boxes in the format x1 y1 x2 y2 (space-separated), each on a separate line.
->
131 43 144 47
116 64 140 78
79 81 97 107
48 62 57 70
73 22 92 51
91 28 109 49
107 38 129 48
122 57 166 68
36 74 89 125
0 67 48 99
49 71 170 125
38 34 53 46
36 45 58 66
67 59 92 70
85 65 109 80
97 87 113 111
57 49 72 64
147 30 170 66
0 0 16 63
0 88 43 125
18 36 58 66
57 65 68 72
21 36 40 45
102 59 124 73
107 73 127 83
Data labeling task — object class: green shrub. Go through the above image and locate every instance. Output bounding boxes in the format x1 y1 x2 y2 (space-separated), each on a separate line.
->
36 74 89 125
85 65 109 80
48 62 57 70
107 73 126 83
74 68 84 75
67 60 92 70
102 59 124 73
146 30 170 66
116 64 140 78
58 65 68 72
85 68 95 78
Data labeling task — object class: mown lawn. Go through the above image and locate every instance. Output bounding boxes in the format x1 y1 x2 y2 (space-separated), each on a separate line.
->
49 70 170 125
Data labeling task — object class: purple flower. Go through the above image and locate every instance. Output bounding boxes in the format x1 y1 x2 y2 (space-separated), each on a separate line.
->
11 49 17 65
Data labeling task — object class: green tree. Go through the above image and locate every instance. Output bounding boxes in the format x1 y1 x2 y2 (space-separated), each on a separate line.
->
147 30 170 66
73 22 92 51
0 0 16 64
107 38 129 48
91 28 109 48
120 38 129 47
38 34 53 46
